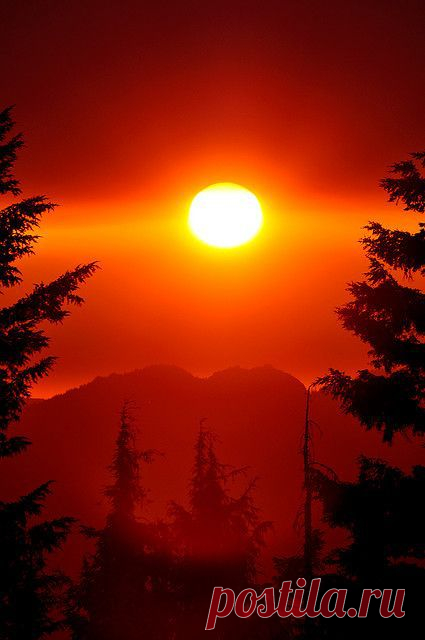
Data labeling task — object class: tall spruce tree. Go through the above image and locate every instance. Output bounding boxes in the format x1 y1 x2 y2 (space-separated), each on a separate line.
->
0 106 96 638
320 152 425 442
73 405 172 640
312 154 425 637
170 425 271 639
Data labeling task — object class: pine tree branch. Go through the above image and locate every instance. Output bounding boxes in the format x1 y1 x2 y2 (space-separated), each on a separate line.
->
30 517 76 553
0 432 31 457
0 197 56 287
362 222 425 275
0 263 99 326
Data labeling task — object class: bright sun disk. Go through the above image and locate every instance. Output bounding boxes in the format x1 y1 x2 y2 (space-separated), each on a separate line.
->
188 183 263 248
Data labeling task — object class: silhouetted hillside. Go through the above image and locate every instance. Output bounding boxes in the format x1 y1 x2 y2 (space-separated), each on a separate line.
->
3 365 423 575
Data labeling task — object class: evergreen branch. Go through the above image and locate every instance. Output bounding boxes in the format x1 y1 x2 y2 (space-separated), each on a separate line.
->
381 151 425 212
0 432 31 457
0 107 24 195
0 357 56 429
362 221 425 275
0 482 53 520
30 517 76 553
0 106 17 141
0 262 99 326
318 368 425 441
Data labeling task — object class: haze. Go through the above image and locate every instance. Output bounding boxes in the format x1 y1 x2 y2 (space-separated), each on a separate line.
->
1 0 424 396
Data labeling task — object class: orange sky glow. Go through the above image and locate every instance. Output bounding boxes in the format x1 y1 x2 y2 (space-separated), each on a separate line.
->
1 0 424 396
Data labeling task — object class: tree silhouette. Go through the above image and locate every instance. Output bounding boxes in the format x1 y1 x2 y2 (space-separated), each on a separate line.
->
313 154 425 637
316 457 424 580
319 152 425 441
312 457 425 637
273 386 326 640
72 405 173 640
0 106 96 639
170 423 271 638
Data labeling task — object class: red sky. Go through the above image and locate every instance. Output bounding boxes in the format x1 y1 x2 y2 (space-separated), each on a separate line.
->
1 0 424 396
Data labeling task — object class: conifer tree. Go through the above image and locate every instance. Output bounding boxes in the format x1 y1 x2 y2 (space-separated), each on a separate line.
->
320 152 425 441
313 154 425 637
312 458 425 638
316 457 425 581
170 424 271 638
73 405 172 640
0 106 96 638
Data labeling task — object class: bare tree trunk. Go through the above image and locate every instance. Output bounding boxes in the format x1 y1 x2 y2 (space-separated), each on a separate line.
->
303 384 313 581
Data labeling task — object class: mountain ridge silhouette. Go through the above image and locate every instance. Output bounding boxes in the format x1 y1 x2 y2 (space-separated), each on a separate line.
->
4 364 423 575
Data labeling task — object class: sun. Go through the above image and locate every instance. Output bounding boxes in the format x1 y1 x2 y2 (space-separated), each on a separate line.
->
188 183 263 248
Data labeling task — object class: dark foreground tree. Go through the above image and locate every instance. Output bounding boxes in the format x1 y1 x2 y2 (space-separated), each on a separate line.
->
320 152 425 442
312 154 425 638
71 405 173 640
170 424 272 639
312 457 425 638
317 457 424 581
0 106 96 638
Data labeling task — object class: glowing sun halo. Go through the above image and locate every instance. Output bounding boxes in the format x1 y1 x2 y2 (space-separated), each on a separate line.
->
188 183 263 248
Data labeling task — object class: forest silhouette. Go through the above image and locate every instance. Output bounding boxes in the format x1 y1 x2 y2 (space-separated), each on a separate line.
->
0 108 424 639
